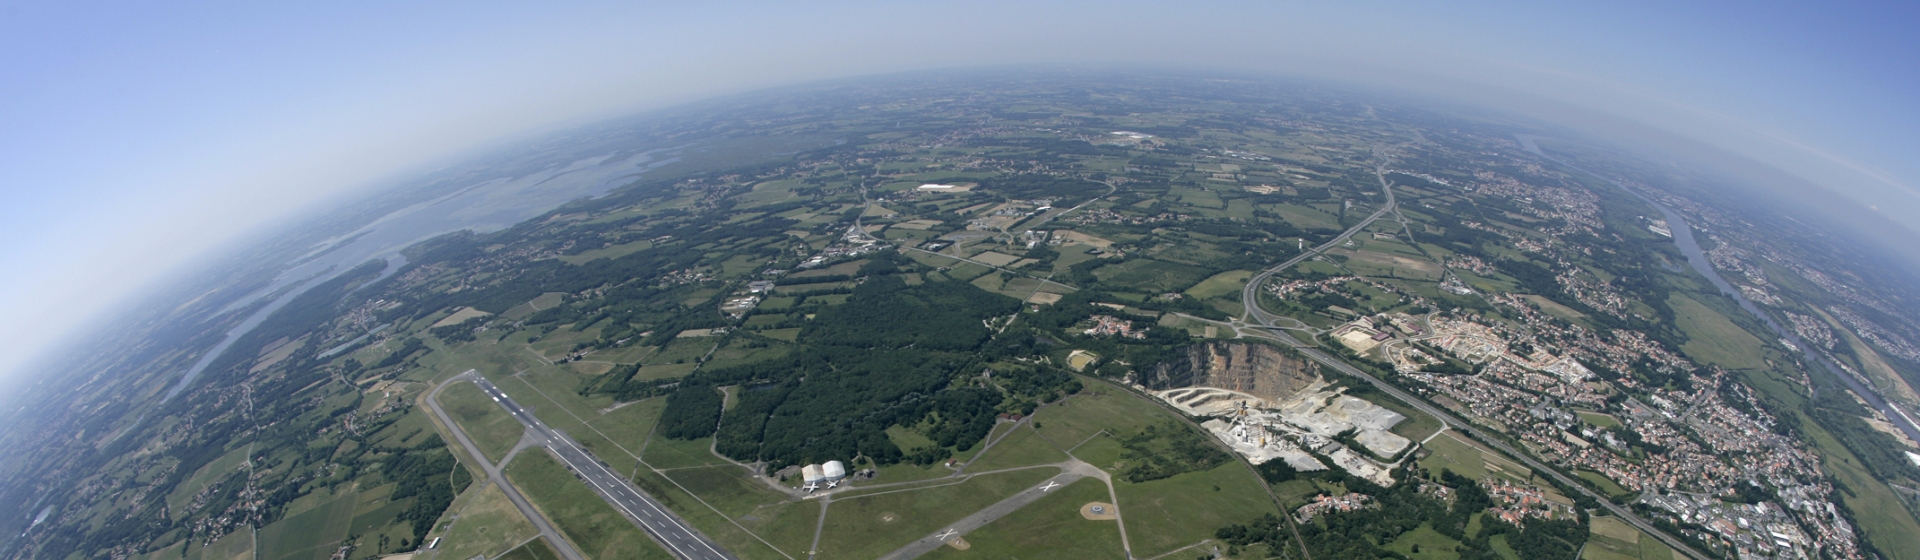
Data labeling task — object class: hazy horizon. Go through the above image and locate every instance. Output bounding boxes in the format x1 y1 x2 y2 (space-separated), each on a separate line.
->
2 0 1917 390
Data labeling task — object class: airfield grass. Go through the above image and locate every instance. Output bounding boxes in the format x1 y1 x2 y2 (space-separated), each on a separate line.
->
621 470 796 560
644 434 729 470
966 423 1070 473
504 451 674 560
919 475 1124 559
653 465 819 557
872 461 962 485
1030 386 1164 454
1115 462 1280 558
495 537 563 560
438 382 525 464
256 488 356 560
815 469 1059 559
1066 434 1127 473
426 482 539 560
1385 523 1463 560
1668 294 1768 370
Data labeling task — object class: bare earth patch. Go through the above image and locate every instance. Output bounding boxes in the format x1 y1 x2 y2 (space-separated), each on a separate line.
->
1080 502 1118 520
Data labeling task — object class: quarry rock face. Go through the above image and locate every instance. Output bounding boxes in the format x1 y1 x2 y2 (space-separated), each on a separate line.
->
1140 341 1319 403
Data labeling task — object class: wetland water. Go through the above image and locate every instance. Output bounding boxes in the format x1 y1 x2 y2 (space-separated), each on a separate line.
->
1517 135 1920 443
163 150 679 400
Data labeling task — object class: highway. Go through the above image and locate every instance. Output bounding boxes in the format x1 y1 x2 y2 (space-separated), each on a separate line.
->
1237 155 1712 560
1240 160 1399 328
460 371 738 560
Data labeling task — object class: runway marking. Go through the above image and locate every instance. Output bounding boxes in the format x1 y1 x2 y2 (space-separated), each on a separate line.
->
1039 481 1060 492
935 529 958 541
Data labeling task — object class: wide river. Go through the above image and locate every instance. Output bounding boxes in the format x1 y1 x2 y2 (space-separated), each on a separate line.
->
1517 135 1920 443
163 149 679 400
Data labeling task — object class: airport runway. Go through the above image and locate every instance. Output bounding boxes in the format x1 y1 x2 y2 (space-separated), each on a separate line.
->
423 373 584 560
874 466 1102 560
465 372 738 560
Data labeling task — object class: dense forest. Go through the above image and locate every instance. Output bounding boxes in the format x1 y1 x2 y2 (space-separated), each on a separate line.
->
648 274 1078 469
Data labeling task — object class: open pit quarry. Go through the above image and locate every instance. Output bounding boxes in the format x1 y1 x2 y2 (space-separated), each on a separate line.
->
1136 341 1410 486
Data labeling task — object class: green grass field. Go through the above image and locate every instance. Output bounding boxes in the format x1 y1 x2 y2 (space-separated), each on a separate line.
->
1577 410 1622 429
1581 516 1674 560
966 423 1070 472
1386 523 1463 560
495 537 564 560
1668 294 1767 370
346 484 416 555
814 469 1059 559
504 451 674 560
426 482 539 560
438 382 525 464
1185 270 1253 300
654 465 820 557
1577 470 1636 499
1094 259 1209 293
1114 462 1280 558
256 489 357 560
920 478 1125 560
627 468 802 560
1417 432 1485 480
643 435 729 469
1031 387 1164 453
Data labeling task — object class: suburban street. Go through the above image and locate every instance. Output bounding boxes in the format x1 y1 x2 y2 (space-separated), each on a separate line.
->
1236 157 1711 560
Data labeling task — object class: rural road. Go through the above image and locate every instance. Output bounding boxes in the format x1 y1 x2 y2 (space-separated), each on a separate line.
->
1236 156 1711 560
464 373 739 560
423 372 586 560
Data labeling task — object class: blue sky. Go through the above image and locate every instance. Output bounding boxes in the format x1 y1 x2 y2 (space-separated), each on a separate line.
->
0 0 1915 385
